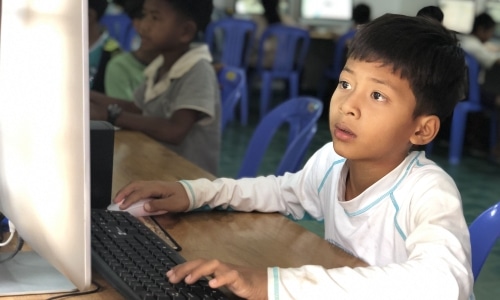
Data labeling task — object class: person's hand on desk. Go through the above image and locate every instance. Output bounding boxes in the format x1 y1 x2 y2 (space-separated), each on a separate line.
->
114 180 190 213
167 259 268 300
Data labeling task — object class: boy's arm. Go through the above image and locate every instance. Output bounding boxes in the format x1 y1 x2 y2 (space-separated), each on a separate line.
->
114 108 199 145
112 60 218 145
178 144 334 217
268 183 472 300
90 90 141 113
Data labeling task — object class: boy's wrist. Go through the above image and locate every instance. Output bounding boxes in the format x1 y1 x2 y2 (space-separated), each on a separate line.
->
107 104 122 125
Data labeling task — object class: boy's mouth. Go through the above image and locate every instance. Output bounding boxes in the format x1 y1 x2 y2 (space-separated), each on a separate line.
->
334 124 356 140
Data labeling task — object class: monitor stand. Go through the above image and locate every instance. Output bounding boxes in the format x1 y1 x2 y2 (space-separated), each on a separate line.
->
0 251 77 296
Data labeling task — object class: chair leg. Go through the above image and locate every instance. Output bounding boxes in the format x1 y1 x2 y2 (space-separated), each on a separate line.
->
239 80 249 126
260 72 272 119
490 111 498 156
448 105 469 165
289 72 299 99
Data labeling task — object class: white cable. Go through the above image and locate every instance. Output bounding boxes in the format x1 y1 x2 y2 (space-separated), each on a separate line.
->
0 220 16 247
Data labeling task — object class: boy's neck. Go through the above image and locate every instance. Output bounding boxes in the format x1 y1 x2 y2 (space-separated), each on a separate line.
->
344 155 407 201
156 45 191 79
133 48 160 66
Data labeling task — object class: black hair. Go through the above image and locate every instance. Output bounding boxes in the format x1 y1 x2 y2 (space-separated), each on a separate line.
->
112 0 127 7
164 0 213 33
122 0 145 20
353 4 371 25
472 12 496 33
347 14 466 122
416 6 444 23
89 0 109 21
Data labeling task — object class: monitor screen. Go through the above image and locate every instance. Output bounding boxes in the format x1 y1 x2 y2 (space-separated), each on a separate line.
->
300 0 353 22
235 0 264 15
0 0 91 295
439 0 476 34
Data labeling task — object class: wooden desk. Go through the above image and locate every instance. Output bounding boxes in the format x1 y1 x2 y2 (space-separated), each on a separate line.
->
3 130 366 299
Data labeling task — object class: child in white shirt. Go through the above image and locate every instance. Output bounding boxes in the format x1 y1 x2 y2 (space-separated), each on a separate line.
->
114 14 473 299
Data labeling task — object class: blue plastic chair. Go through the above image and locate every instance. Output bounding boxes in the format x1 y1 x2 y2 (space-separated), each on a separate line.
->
237 97 323 178
317 29 356 100
255 25 311 119
205 18 256 126
469 201 500 281
218 66 247 131
100 13 138 51
447 51 497 164
205 18 257 68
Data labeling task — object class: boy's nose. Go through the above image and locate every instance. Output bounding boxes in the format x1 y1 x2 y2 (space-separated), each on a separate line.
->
338 95 360 118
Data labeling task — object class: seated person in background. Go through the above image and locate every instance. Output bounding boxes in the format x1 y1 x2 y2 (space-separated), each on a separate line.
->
261 0 281 25
416 5 444 23
104 0 160 101
331 3 371 40
351 3 371 30
114 14 473 299
458 12 500 161
90 0 220 175
89 0 122 93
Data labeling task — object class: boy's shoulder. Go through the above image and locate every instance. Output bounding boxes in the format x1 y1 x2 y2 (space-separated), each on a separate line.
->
108 52 144 70
103 36 121 56
391 152 458 198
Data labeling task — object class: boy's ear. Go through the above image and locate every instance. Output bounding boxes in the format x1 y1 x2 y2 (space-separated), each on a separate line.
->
410 115 440 146
179 20 197 43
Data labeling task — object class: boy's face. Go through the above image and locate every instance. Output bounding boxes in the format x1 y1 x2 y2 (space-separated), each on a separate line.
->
329 59 425 164
138 0 192 52
477 26 495 43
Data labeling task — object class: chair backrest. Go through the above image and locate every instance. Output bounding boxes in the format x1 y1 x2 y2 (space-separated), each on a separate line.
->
205 18 257 68
256 24 311 74
464 51 481 104
468 201 500 281
218 66 246 130
100 13 137 51
331 29 357 79
237 97 323 178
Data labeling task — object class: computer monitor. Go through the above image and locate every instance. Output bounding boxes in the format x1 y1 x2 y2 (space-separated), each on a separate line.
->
299 0 353 27
235 0 264 15
0 0 92 295
439 0 476 34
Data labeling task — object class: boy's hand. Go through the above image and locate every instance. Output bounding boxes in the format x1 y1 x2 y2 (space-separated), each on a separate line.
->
167 259 268 300
114 180 190 213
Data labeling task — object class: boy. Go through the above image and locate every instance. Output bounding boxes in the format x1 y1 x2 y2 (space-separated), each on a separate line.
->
114 14 473 299
104 0 160 100
90 0 220 174
89 0 122 92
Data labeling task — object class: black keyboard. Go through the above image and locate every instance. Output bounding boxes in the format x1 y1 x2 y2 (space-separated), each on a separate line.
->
91 209 228 300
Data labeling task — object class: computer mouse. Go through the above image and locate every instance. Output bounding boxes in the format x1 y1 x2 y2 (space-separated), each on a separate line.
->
107 199 167 217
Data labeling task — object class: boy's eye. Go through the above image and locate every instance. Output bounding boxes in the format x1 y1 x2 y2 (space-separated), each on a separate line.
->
338 81 351 90
372 91 386 102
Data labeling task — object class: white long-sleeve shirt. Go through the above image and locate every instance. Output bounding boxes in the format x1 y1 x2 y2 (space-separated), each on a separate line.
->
180 143 473 299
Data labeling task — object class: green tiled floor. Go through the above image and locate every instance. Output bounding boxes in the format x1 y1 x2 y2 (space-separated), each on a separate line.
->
219 109 500 299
